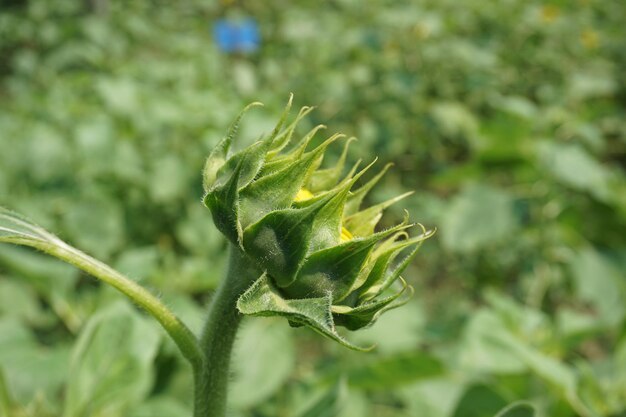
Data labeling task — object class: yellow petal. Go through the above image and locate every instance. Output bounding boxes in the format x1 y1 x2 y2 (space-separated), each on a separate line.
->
340 227 353 242
294 188 315 202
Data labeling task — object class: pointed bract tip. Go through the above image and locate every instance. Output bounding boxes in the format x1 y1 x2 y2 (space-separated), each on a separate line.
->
350 157 378 184
242 101 264 112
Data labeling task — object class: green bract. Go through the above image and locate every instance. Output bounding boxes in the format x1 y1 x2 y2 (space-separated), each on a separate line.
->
203 97 433 350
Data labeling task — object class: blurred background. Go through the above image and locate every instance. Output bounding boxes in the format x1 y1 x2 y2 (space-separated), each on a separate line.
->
0 0 625 416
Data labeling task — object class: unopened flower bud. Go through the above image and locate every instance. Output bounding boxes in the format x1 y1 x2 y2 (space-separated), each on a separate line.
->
203 96 433 349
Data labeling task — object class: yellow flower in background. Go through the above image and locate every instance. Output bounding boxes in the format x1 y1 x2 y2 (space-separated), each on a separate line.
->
540 5 560 23
581 29 599 49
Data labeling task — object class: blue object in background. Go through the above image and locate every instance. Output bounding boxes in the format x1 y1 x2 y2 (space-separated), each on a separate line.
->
213 18 260 53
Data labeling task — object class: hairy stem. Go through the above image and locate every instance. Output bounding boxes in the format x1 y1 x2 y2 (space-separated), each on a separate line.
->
10 238 204 369
194 245 260 417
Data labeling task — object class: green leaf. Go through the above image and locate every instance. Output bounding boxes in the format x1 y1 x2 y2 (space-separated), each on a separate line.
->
114 246 160 283
0 318 70 408
0 207 59 245
0 367 11 417
0 278 46 323
458 310 527 374
568 248 626 327
476 310 594 416
237 274 369 351
402 377 467 417
537 142 612 201
431 102 479 141
0 245 78 297
230 318 295 409
440 184 518 253
345 351 444 389
149 155 188 203
0 206 202 367
494 402 536 417
63 301 161 417
452 384 508 417
350 302 425 354
62 196 125 258
294 379 348 417
128 397 191 417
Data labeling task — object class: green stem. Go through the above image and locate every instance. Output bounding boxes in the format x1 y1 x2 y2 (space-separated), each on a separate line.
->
194 245 260 417
9 238 203 369
0 367 12 417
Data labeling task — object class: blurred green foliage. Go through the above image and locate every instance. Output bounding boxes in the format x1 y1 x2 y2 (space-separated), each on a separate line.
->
0 0 625 416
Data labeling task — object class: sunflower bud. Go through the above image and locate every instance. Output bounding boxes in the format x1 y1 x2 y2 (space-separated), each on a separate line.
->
203 96 433 350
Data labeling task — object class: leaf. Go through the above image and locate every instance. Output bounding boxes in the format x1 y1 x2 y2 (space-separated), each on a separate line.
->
0 278 46 323
452 384 508 417
402 377 468 417
494 402 536 417
441 184 518 253
344 351 444 389
149 155 189 203
0 367 11 417
62 195 125 258
568 248 626 327
0 207 59 245
431 102 479 141
0 206 202 367
114 246 160 283
294 379 348 417
481 314 595 416
0 318 70 408
0 245 78 297
63 301 161 417
128 396 191 417
96 77 140 115
230 318 295 409
237 274 369 351
537 142 612 201
458 310 528 374
350 302 425 354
